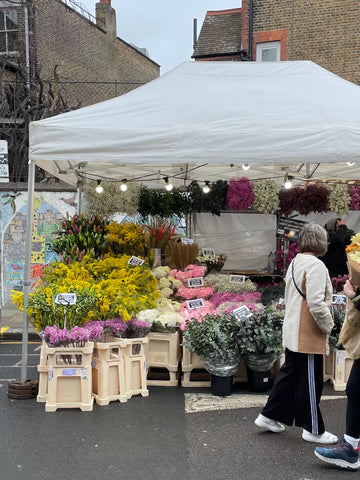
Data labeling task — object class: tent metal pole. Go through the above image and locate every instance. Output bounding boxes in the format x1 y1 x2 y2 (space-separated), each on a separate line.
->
20 158 35 383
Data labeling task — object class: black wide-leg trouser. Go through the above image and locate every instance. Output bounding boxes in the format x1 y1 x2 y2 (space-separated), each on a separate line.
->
346 358 360 439
261 348 325 435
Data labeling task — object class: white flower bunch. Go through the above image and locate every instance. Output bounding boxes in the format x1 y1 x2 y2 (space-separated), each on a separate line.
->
204 274 257 293
151 266 171 279
196 253 226 265
253 180 280 215
328 184 351 216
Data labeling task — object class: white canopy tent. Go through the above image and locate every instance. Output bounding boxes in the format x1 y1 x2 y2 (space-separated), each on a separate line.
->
29 60 360 187
20 61 360 382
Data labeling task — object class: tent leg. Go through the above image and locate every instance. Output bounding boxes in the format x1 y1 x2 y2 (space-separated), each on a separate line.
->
21 159 35 383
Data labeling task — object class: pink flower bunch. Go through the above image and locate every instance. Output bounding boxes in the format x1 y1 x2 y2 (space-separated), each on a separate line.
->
126 318 151 338
175 286 214 300
68 326 91 346
350 186 360 210
227 177 255 210
210 291 262 308
85 319 126 339
179 300 214 330
44 325 69 347
169 264 207 284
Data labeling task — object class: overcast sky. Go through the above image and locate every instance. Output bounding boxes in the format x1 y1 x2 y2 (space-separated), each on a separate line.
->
80 1 241 74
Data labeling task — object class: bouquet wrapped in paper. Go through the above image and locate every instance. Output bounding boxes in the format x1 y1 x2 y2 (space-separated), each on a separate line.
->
338 235 360 358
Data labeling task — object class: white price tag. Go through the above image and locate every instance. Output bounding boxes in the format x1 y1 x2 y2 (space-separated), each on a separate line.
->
55 293 77 305
229 274 245 284
232 305 253 321
128 256 145 266
278 298 285 305
188 277 204 288
202 248 215 256
331 294 347 305
186 299 205 310
181 238 194 245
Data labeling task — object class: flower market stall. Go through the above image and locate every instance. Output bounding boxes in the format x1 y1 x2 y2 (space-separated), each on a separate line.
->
18 60 360 386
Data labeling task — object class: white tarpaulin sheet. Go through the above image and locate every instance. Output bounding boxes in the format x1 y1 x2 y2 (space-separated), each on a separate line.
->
29 60 360 187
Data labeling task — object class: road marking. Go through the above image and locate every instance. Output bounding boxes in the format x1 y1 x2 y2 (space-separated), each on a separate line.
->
184 393 347 414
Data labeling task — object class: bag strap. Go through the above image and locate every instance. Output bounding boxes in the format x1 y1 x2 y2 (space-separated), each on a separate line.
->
292 261 306 300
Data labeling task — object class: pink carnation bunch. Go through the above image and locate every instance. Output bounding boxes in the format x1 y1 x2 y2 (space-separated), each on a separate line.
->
68 326 90 346
176 286 214 300
169 264 207 284
210 291 262 308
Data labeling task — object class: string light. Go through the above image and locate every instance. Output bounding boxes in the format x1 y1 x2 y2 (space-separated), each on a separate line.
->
120 179 128 191
95 179 103 193
242 163 250 171
164 176 173 191
203 181 211 193
284 174 293 189
347 162 355 167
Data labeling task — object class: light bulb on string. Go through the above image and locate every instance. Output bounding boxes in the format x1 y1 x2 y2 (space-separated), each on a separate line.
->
284 174 293 190
95 179 103 193
203 181 211 194
347 162 355 167
164 176 173 191
120 179 128 192
242 163 250 171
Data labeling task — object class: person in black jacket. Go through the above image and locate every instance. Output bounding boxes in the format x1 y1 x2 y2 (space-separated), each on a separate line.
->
320 218 350 278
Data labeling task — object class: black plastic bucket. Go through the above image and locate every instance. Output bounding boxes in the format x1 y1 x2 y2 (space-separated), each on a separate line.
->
210 374 233 396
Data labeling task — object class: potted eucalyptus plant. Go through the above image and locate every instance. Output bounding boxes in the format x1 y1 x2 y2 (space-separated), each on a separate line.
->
182 312 241 396
237 306 284 392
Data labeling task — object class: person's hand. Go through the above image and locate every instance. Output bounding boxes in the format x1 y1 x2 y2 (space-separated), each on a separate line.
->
337 219 346 228
344 279 356 299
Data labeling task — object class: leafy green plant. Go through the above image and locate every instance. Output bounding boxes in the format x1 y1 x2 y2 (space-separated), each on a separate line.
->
188 180 229 216
138 187 191 218
237 306 284 356
50 213 108 262
182 313 241 364
261 284 285 306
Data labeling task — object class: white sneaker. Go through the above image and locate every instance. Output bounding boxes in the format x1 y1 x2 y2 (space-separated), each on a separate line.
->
255 414 285 433
302 429 338 444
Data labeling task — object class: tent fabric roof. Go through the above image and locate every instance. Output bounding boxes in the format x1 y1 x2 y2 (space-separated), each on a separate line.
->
29 61 360 188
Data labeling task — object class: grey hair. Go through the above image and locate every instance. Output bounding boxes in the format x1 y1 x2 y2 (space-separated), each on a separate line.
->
297 222 328 256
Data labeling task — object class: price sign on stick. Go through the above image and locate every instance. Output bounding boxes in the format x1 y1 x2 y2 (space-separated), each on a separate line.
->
188 277 204 288
229 274 246 284
181 238 194 245
186 299 205 310
202 248 215 256
54 293 77 330
232 305 253 322
55 293 77 305
128 256 145 266
331 294 347 305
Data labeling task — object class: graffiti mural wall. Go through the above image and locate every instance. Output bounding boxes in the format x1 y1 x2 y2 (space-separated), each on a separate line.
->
0 191 77 305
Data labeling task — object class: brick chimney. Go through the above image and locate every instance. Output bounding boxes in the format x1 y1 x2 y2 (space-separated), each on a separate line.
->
96 0 116 37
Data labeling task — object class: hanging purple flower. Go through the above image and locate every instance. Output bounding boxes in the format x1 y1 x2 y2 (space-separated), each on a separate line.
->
350 186 360 210
227 177 255 210
279 187 303 215
297 184 329 215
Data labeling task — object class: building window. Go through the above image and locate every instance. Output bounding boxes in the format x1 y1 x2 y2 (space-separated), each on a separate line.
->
256 41 280 62
0 9 17 55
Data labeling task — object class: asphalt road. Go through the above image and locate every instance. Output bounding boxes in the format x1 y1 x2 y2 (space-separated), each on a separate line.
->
0 340 351 480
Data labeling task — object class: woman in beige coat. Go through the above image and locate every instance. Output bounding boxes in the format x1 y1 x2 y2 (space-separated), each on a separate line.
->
255 222 337 444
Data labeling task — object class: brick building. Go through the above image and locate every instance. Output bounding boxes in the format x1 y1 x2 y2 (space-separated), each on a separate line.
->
0 0 160 182
193 0 360 85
